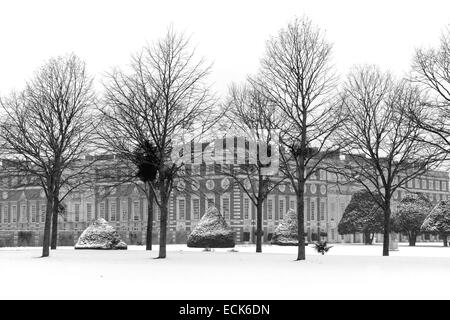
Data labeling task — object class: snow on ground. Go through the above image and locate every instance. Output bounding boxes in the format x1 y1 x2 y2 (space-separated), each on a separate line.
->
1 243 449 300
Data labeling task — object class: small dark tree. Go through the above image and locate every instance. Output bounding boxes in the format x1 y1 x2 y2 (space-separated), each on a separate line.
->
421 200 450 247
314 241 332 255
338 190 384 245
392 193 431 246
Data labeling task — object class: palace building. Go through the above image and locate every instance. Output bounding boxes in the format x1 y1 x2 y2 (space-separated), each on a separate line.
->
0 154 448 247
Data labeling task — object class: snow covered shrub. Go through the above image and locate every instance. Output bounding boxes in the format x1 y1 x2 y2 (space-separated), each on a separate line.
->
392 192 431 246
421 201 450 247
314 241 332 255
338 190 384 244
271 209 298 246
75 218 127 250
187 206 235 248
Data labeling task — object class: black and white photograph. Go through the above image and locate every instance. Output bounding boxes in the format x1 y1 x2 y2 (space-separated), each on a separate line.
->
1 0 450 306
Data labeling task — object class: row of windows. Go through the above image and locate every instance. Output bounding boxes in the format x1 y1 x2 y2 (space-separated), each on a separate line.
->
0 200 145 224
0 204 47 224
2 190 448 225
178 164 331 181
406 178 447 191
175 196 325 222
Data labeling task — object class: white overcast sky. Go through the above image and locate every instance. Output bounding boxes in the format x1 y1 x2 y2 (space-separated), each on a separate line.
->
0 0 449 96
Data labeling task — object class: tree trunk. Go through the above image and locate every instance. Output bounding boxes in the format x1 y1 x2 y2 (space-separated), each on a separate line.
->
51 191 59 250
42 190 54 258
256 200 263 253
296 165 306 261
364 230 373 245
158 182 168 259
408 231 416 246
146 185 154 251
296 189 305 260
382 204 391 256
443 234 448 247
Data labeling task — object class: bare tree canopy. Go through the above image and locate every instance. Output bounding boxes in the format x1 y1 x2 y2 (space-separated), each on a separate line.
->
0 53 97 257
99 27 217 259
255 17 341 260
219 80 284 252
335 65 445 256
410 28 450 151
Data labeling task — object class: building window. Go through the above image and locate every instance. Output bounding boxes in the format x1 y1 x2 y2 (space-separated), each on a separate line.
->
436 181 440 191
99 202 105 219
40 205 46 223
421 179 426 189
407 180 413 188
429 180 434 190
3 206 8 223
74 203 80 222
222 197 230 220
86 203 92 221
244 198 250 220
306 200 310 221
63 204 68 222
319 170 326 180
279 199 284 220
413 178 418 188
330 202 336 221
31 204 37 223
121 201 128 221
133 201 140 221
12 206 17 223
311 201 315 220
192 198 200 219
243 232 250 242
178 198 186 220
110 202 117 221
443 181 447 191
267 199 273 220
20 204 27 223
320 202 325 220
290 200 295 210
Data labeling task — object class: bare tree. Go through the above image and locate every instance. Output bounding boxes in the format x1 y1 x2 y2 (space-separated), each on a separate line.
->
0 54 97 257
254 17 341 260
100 28 216 259
410 27 450 152
218 81 284 252
335 65 445 256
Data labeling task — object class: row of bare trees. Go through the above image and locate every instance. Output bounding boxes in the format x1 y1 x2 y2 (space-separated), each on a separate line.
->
0 18 449 259
219 19 449 259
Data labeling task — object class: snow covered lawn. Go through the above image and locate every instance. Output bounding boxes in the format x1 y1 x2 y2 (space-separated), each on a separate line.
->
1 243 449 299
